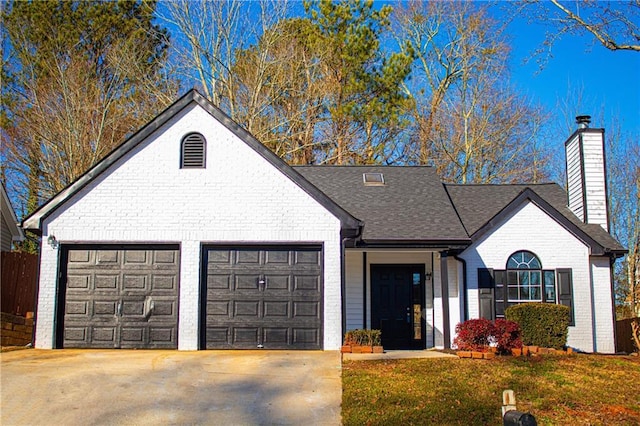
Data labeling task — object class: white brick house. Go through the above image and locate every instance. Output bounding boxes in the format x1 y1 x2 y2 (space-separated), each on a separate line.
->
23 91 625 353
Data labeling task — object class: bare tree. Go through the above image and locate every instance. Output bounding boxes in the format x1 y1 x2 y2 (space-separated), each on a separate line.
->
2 0 175 217
160 0 291 119
518 0 640 59
393 1 549 183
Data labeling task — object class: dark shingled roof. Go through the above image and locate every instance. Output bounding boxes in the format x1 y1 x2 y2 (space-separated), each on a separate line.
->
294 166 470 244
444 183 625 253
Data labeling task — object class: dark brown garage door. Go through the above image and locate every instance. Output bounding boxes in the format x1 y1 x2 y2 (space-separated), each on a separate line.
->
60 246 180 349
203 246 323 349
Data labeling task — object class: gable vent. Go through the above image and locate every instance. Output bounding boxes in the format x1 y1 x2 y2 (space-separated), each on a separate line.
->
363 172 385 186
181 133 206 168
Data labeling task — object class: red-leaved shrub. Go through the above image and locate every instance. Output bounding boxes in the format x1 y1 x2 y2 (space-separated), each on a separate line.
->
493 318 522 354
454 318 522 354
454 318 495 352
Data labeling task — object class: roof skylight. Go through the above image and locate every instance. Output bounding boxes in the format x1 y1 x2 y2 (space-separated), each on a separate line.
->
363 172 385 186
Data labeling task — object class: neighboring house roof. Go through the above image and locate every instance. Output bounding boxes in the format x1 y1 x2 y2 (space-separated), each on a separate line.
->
1 184 25 251
445 183 626 256
295 166 470 246
21 89 362 235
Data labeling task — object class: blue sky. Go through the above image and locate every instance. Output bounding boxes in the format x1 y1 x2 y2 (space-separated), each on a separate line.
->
494 6 640 138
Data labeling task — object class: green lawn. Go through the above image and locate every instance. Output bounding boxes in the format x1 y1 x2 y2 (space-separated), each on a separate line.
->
342 354 640 425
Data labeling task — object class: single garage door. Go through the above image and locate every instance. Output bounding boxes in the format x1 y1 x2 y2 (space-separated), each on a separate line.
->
203 246 323 349
60 246 180 349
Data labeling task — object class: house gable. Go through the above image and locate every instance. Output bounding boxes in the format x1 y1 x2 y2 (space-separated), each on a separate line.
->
23 89 361 234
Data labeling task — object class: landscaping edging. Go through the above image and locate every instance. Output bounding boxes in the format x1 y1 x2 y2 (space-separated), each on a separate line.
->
341 345 384 354
1 312 34 347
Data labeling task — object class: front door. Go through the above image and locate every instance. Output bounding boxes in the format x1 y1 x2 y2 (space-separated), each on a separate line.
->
371 264 424 349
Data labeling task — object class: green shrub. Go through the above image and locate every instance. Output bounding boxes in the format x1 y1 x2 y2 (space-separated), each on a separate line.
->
505 303 570 349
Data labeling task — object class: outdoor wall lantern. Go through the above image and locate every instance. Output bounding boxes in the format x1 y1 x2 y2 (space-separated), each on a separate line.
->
47 234 59 249
425 271 432 281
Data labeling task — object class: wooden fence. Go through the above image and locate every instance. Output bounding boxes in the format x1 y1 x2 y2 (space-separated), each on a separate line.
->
1 252 38 316
616 317 639 354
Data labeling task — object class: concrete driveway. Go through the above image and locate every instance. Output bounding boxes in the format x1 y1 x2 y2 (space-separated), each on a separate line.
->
1 349 342 425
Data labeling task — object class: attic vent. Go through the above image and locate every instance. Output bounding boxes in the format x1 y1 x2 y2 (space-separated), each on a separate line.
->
181 133 206 168
363 172 385 186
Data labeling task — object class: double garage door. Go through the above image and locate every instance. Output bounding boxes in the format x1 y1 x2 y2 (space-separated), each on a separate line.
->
60 245 322 350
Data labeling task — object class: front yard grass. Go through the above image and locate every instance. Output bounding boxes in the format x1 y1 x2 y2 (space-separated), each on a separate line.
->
342 354 640 425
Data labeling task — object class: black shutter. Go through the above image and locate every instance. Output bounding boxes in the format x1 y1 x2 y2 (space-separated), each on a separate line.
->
494 270 507 318
557 268 574 326
478 268 494 320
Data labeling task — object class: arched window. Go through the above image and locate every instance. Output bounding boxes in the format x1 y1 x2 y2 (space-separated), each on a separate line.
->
505 251 546 303
180 133 206 168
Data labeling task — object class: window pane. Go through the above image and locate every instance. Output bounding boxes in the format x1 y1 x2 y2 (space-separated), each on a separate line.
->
519 271 529 286
531 271 541 285
507 271 518 285
508 286 518 300
531 286 541 300
520 285 530 300
544 271 556 303
413 273 420 286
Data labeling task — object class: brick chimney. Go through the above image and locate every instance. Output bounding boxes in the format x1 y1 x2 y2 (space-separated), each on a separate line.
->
564 115 609 231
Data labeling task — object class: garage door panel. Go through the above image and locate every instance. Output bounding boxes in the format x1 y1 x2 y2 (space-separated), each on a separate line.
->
263 328 288 344
92 327 117 344
265 250 289 264
96 250 119 264
264 301 289 317
264 275 290 291
95 274 119 290
93 300 117 316
122 274 147 291
151 300 177 317
67 275 91 289
236 274 259 290
208 274 231 289
236 250 260 265
234 301 260 317
152 275 178 291
293 328 319 345
204 246 322 350
294 251 320 266
294 276 320 291
62 246 179 349
153 250 179 265
234 327 259 343
293 301 319 318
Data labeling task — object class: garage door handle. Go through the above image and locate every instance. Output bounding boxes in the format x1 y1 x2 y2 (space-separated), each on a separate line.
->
258 277 266 290
117 301 123 317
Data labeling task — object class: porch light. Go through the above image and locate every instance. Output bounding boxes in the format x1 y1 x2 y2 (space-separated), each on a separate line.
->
425 271 432 280
47 234 59 249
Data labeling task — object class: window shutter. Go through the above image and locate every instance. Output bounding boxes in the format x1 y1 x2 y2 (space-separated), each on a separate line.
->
181 133 206 168
557 268 574 326
494 270 507 317
478 268 494 320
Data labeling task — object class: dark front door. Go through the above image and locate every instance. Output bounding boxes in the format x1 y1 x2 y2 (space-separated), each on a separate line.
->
60 246 180 349
202 246 323 349
371 264 424 349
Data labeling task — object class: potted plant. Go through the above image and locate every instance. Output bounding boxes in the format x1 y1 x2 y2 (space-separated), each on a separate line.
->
342 329 383 354
369 329 383 353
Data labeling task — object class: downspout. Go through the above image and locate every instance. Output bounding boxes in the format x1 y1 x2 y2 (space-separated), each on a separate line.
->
363 251 367 329
453 253 468 321
440 251 451 349
341 237 348 345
